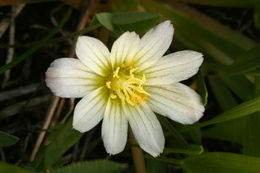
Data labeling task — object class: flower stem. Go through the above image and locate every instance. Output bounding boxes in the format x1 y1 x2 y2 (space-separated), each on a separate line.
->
129 129 147 173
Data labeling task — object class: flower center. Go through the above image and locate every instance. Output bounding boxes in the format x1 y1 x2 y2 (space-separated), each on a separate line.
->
106 65 149 106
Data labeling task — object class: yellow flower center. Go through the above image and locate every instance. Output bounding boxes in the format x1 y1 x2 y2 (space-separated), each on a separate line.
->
106 64 149 106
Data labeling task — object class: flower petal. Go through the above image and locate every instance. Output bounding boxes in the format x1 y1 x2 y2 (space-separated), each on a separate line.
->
102 99 128 155
147 83 205 125
125 103 164 157
73 87 108 133
110 32 140 68
134 20 174 72
145 50 203 85
76 36 111 76
46 58 103 98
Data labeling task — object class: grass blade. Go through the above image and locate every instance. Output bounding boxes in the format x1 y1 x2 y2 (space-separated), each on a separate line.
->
181 96 260 131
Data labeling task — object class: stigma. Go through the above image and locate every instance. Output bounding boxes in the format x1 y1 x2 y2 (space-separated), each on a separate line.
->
106 65 149 106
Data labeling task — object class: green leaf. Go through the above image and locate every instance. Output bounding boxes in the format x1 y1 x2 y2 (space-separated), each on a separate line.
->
96 12 160 36
142 0 256 65
248 68 260 76
208 76 237 111
202 75 245 145
222 45 260 76
181 152 260 173
146 160 167 173
181 96 260 132
33 118 82 169
221 75 253 101
196 70 208 106
164 145 203 155
0 131 19 147
0 8 72 75
49 160 126 173
158 116 189 148
96 13 114 30
203 75 260 156
202 118 248 145
0 162 32 173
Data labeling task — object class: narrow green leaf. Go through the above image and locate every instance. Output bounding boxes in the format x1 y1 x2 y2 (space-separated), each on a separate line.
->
181 152 260 173
45 119 82 168
242 77 260 156
0 162 31 173
158 116 189 148
221 75 253 101
208 76 237 111
96 12 160 36
142 0 256 64
164 145 203 155
33 118 82 169
202 75 245 145
196 70 208 106
182 96 260 131
203 76 260 156
96 13 114 30
49 160 126 173
0 7 72 75
0 131 19 147
222 45 260 76
183 129 202 144
248 68 260 76
202 118 248 145
147 160 167 173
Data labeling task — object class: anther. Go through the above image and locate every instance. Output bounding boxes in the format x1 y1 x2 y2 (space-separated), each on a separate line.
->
110 93 117 99
113 67 120 78
106 81 111 89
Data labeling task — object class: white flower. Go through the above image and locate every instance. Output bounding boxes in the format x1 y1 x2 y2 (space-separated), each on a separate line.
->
45 21 205 157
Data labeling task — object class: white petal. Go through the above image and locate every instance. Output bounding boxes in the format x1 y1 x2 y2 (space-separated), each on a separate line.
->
147 83 205 125
125 103 164 157
73 87 108 133
46 58 103 98
145 50 203 85
110 32 140 68
76 36 111 76
134 20 174 72
102 99 128 155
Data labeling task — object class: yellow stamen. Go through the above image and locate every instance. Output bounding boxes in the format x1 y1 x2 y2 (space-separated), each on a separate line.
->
106 81 111 89
106 65 149 106
110 93 117 99
113 67 120 78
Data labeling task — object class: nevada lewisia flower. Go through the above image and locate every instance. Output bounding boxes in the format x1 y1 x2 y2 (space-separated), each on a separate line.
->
46 21 205 157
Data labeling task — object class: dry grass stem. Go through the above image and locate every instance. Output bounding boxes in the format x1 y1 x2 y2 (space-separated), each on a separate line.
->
30 0 99 162
2 5 25 88
30 96 59 161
